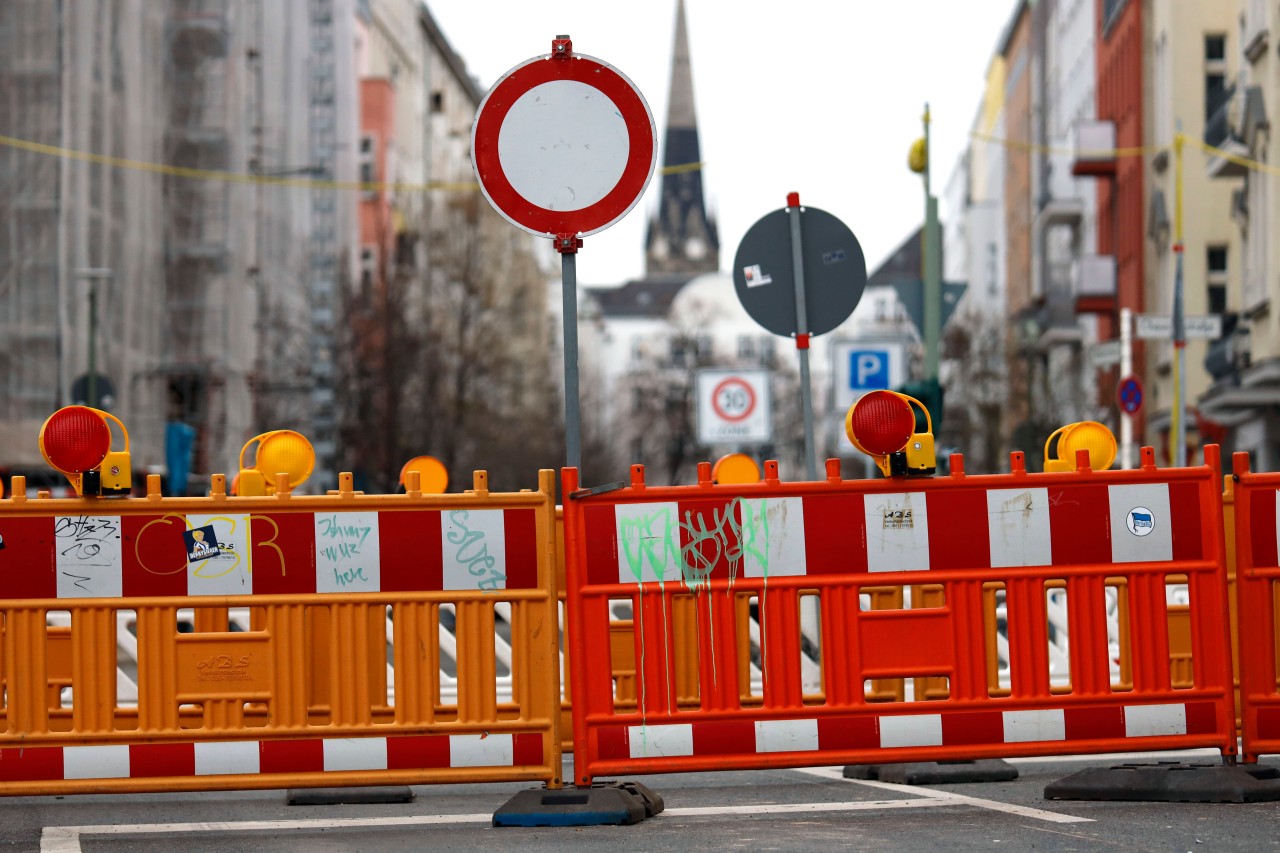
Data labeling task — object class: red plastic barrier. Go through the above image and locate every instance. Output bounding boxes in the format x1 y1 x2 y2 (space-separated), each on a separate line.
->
563 448 1236 785
1230 452 1280 761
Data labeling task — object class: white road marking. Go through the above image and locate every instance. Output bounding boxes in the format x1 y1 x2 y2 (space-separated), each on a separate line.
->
39 757 1125 852
792 766 1093 824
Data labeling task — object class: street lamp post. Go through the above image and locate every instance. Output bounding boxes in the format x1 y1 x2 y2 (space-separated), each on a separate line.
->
73 268 113 408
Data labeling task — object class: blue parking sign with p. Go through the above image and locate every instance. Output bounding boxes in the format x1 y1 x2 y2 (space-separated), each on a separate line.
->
849 350 890 391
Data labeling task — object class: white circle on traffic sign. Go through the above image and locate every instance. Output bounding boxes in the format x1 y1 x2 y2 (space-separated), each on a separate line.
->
472 51 657 238
712 378 757 422
499 80 630 213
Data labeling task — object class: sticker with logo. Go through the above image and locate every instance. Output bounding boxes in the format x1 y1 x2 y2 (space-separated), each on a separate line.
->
1126 506 1155 537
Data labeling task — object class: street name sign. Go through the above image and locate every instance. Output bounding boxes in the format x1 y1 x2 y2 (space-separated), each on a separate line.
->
1135 314 1223 340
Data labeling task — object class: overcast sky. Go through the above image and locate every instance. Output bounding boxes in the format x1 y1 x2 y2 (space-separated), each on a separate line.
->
427 0 1018 287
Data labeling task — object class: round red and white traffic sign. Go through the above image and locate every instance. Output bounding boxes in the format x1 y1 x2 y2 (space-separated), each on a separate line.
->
471 41 657 238
712 377 757 423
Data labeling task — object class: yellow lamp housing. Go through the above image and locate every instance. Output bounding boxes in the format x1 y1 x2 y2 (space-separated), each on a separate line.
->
37 405 132 496
1044 421 1118 473
844 390 936 478
399 455 449 493
238 430 315 495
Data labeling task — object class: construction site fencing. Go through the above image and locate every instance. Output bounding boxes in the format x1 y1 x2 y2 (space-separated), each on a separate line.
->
1230 452 1280 762
562 449 1237 786
0 470 561 796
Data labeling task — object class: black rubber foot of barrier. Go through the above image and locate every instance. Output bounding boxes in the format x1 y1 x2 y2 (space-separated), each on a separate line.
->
492 781 664 827
286 785 415 806
1045 762 1280 803
843 760 1019 785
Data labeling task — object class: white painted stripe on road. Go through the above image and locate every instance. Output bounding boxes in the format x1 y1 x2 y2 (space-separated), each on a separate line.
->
793 766 1093 824
664 798 949 817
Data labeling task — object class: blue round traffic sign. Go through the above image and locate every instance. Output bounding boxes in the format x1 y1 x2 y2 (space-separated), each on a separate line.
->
1117 374 1144 415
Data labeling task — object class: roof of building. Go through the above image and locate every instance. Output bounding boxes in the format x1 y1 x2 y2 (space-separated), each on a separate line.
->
868 226 925 286
585 273 701 319
418 3 483 105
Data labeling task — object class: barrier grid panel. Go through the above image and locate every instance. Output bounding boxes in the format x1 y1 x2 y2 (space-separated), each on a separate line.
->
1231 452 1280 761
563 450 1236 785
0 471 561 796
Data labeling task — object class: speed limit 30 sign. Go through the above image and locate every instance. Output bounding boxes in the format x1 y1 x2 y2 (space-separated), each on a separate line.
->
696 369 772 444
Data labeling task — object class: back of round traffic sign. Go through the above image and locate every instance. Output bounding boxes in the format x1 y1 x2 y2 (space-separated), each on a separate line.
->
471 42 657 238
732 205 867 337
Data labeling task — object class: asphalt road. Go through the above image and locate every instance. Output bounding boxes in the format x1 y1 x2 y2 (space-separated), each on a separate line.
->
9 750 1280 852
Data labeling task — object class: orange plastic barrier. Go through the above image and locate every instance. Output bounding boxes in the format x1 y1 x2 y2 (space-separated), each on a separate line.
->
1230 453 1280 761
563 449 1236 786
0 471 561 795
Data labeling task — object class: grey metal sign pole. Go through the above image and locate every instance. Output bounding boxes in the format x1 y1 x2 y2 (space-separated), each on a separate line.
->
786 193 818 481
558 235 583 470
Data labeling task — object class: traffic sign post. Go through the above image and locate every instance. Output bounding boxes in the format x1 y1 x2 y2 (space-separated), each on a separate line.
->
696 369 771 445
733 196 867 480
472 36 656 473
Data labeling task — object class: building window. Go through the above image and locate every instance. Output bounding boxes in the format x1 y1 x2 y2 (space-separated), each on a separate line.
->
1207 244 1228 315
359 246 376 297
431 91 444 113
669 338 687 365
695 335 713 362
737 335 756 360
760 336 776 367
358 134 376 194
1204 34 1228 122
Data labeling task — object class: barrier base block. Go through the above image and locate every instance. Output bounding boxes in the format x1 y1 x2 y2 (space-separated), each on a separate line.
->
844 760 1019 785
492 781 664 827
1045 762 1280 803
287 786 415 806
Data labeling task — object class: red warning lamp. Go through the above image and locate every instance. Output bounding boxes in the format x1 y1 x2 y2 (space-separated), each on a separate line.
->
38 406 132 496
845 390 936 478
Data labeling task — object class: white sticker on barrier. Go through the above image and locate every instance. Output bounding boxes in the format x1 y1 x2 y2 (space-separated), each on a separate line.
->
195 741 260 776
616 502 681 585
987 488 1053 568
441 509 508 591
315 511 381 593
1124 703 1186 737
323 737 388 772
755 718 819 752
185 513 252 596
450 733 513 767
879 714 943 748
1002 708 1066 742
63 744 129 780
742 497 808 578
1108 484 1172 563
628 723 694 758
865 493 930 572
54 515 123 598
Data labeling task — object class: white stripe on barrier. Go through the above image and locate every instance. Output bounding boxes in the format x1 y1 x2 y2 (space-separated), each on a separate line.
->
1108 484 1172 563
323 737 388 772
1124 703 1186 738
987 488 1053 568
1002 708 1066 742
864 493 930 573
628 723 694 758
743 497 808 578
315 510 381 593
63 745 129 780
441 509 507 591
55 515 124 599
448 734 513 767
194 740 260 776
879 714 943 748
615 502 680 585
755 718 819 753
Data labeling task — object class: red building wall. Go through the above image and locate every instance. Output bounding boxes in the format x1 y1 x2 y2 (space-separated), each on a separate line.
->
1095 0 1145 429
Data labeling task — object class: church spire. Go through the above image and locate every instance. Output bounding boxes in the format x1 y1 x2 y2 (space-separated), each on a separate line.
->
645 0 718 276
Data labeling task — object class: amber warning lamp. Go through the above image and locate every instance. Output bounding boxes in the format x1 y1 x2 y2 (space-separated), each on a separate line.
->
236 430 315 496
845 390 936 478
38 405 132 496
1043 421 1117 473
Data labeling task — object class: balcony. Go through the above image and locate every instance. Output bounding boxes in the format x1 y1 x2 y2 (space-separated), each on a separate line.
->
1072 255 1116 314
1072 120 1116 178
1205 83 1249 179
